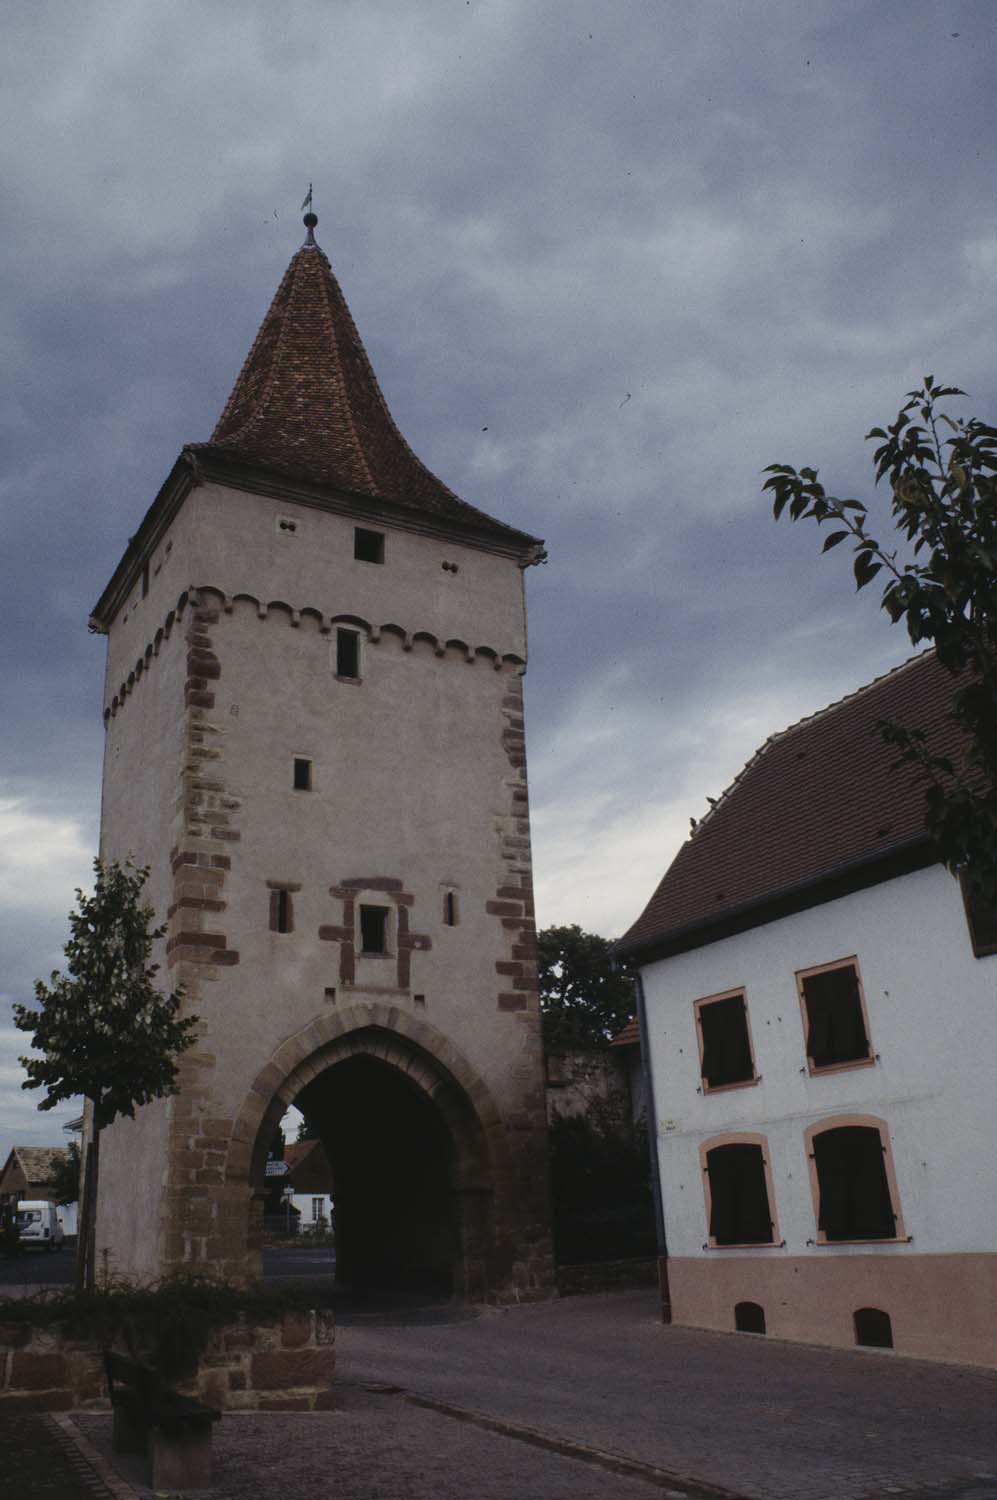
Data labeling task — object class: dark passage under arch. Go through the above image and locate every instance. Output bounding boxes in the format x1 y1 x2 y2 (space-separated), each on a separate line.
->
296 1054 459 1295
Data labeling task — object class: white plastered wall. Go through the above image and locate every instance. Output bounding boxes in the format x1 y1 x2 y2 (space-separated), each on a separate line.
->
640 864 997 1260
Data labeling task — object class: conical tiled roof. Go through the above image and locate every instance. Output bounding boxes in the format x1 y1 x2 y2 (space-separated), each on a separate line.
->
195 222 539 548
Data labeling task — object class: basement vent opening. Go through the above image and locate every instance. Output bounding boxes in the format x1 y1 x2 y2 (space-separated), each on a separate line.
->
735 1301 766 1334
854 1307 893 1348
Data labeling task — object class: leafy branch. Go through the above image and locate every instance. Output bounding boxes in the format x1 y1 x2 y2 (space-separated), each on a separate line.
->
764 378 997 902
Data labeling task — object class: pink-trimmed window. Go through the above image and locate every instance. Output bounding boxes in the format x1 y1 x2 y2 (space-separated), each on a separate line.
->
694 989 758 1091
805 1116 906 1244
796 957 873 1074
700 1134 779 1247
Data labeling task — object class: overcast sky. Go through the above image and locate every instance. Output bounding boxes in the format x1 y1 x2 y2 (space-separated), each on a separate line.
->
2 0 994 1149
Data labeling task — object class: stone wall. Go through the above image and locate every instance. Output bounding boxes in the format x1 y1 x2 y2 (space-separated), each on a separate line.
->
0 1308 335 1412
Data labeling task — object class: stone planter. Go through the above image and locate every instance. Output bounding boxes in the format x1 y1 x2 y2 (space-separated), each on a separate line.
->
0 1308 335 1412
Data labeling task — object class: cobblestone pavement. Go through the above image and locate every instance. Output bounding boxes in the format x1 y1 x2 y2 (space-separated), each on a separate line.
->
338 1290 997 1500
44 1289 997 1499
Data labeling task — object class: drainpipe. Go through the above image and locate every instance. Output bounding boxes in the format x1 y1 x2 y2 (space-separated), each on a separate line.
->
633 968 671 1324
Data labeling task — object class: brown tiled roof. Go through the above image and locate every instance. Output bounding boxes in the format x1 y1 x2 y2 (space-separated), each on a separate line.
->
194 229 540 551
610 1018 641 1048
12 1147 68 1184
617 651 966 960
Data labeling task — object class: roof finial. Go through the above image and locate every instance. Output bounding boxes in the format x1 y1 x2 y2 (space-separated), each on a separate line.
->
301 183 317 246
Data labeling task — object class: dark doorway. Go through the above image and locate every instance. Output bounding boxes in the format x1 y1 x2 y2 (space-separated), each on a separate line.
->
297 1054 458 1296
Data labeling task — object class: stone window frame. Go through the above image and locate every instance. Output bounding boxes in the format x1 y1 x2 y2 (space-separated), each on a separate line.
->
699 1131 782 1250
358 901 393 958
795 955 875 1077
693 986 760 1095
803 1114 908 1246
267 880 302 936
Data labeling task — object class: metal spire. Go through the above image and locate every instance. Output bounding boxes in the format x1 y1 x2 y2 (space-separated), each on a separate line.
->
301 184 317 247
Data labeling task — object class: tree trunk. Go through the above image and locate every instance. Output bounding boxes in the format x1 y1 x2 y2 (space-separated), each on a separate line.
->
76 1121 100 1292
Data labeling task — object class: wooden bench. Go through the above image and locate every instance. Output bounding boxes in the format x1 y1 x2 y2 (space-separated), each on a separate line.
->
104 1350 221 1490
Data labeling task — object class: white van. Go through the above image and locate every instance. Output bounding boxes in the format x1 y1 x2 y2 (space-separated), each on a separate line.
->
16 1201 65 1251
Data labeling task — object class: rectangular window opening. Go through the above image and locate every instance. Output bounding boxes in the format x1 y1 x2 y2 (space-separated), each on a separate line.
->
141 561 150 599
354 527 385 564
336 628 360 679
813 1126 896 1241
443 890 458 927
293 757 312 791
697 993 755 1089
360 904 389 955
799 962 870 1070
706 1143 774 1246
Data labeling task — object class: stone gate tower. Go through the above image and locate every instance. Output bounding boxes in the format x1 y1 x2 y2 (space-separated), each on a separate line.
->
88 211 553 1301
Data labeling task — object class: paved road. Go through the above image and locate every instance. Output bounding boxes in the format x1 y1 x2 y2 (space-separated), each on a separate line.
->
0 1246 73 1289
335 1289 997 1500
262 1245 336 1278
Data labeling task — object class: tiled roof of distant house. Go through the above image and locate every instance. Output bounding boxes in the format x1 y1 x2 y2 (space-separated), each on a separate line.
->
617 651 965 962
610 1019 641 1048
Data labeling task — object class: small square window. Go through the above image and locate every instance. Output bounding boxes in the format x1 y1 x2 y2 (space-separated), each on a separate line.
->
336 629 360 679
360 904 389 955
798 960 871 1071
354 528 385 564
293 757 312 791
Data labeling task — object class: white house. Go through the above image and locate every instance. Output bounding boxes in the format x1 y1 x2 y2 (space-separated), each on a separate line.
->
616 651 997 1367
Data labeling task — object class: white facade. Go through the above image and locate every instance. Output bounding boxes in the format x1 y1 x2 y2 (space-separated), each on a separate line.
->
641 862 997 1365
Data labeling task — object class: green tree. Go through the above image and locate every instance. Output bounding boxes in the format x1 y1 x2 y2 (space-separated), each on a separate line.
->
538 925 634 1050
764 379 997 902
48 1141 82 1207
14 860 198 1287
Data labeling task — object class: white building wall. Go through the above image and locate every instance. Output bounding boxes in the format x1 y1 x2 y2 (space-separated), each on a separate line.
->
640 863 997 1362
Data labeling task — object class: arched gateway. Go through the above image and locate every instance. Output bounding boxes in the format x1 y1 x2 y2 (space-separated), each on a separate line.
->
87 211 554 1302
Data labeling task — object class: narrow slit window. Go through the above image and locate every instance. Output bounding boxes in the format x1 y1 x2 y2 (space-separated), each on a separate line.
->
798 960 870 1070
354 527 385 564
705 1142 774 1246
141 561 150 598
336 629 360 679
443 890 458 927
271 888 293 935
812 1125 896 1241
697 993 755 1088
293 757 312 791
360 904 388 955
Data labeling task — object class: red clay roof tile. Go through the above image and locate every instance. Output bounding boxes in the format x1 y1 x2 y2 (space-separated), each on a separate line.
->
617 651 966 959
194 232 540 550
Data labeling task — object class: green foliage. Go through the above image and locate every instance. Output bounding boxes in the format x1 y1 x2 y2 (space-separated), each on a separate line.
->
548 1102 656 1264
48 1141 81 1207
0 1274 333 1383
14 860 198 1128
765 379 997 902
538 925 634 1050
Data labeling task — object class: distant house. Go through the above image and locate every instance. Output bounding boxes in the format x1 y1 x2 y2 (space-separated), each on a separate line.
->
0 1146 78 1238
266 1138 335 1234
616 651 997 1367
